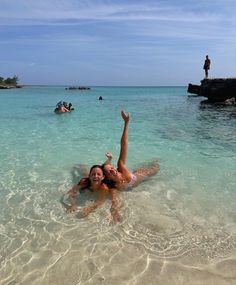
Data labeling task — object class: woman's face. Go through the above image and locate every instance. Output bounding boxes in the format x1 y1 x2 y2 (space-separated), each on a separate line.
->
89 167 104 185
103 164 118 180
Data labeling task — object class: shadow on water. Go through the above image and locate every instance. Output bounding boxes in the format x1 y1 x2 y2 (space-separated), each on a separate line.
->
198 99 236 121
71 163 89 184
189 100 236 154
60 163 91 211
60 190 96 213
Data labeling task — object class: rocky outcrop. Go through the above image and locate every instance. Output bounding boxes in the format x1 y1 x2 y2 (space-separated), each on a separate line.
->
65 86 91 90
0 85 23 89
188 78 236 103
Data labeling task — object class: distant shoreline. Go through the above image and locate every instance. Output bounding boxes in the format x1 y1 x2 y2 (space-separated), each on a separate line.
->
1 84 186 88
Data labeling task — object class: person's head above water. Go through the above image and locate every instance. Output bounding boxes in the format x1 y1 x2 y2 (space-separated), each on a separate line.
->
102 163 121 182
88 165 105 185
78 165 106 190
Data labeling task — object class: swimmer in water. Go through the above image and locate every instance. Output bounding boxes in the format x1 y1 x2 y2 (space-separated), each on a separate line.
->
67 164 121 222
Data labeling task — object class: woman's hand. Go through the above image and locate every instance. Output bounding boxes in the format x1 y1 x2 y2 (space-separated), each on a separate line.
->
121 110 130 123
79 207 91 217
78 178 89 188
105 152 113 161
111 208 122 223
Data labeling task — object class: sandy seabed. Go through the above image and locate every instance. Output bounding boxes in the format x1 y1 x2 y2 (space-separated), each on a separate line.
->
1 185 236 285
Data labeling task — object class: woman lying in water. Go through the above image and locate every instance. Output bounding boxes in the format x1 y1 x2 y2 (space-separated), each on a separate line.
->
102 110 160 190
66 110 159 222
66 164 121 222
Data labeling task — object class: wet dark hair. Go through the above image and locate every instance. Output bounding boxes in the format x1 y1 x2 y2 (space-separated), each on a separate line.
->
89 164 104 175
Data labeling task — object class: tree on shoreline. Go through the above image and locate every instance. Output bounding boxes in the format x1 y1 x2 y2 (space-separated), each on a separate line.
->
0 75 19 86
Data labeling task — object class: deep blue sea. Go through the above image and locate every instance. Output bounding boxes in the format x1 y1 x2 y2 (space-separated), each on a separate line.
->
0 86 235 284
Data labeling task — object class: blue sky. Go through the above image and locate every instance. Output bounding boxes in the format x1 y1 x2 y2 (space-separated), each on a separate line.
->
0 0 235 86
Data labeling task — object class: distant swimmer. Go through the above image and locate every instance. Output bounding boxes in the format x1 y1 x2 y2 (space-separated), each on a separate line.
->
68 103 74 111
64 102 74 110
99 96 103 100
203 55 211 79
54 101 73 113
54 105 70 113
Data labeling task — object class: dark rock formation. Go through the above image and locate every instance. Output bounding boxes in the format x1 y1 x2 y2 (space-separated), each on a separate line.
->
65 86 91 90
187 78 236 103
0 85 23 89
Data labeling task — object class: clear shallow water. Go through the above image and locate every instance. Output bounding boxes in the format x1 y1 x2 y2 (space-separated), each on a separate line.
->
0 86 235 285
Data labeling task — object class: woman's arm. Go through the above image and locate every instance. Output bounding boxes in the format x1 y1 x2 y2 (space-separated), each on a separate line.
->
62 106 70 112
67 184 81 212
66 178 89 213
80 185 109 217
110 188 122 223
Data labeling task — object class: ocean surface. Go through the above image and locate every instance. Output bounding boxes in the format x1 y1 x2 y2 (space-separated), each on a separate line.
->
0 86 235 285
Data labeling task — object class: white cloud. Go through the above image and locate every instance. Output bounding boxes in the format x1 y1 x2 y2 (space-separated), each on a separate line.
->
0 0 233 24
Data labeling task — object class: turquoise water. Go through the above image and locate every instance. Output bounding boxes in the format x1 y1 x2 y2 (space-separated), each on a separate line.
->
0 86 235 284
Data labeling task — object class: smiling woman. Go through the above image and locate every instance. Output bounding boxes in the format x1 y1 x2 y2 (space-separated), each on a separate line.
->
66 165 108 213
64 164 121 220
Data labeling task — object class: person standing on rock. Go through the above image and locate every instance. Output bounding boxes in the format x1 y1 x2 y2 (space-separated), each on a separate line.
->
203 55 211 79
